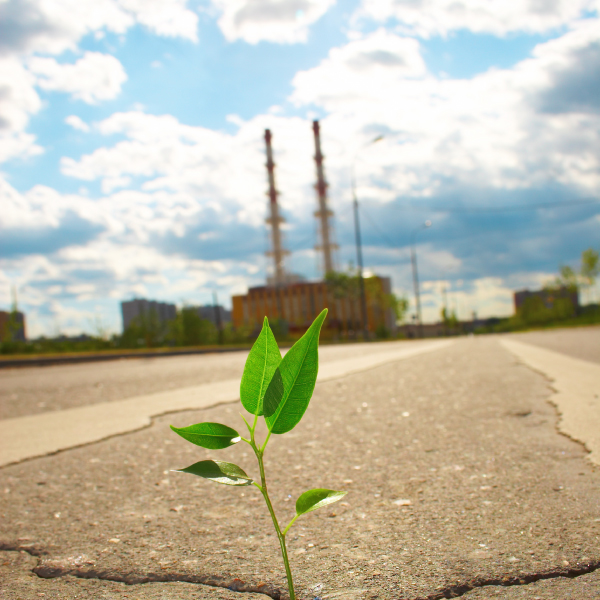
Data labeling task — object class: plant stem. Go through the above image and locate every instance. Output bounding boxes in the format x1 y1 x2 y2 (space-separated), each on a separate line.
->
252 443 296 600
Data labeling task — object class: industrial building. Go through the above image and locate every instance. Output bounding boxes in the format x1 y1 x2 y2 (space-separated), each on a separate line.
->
232 276 396 336
232 120 397 337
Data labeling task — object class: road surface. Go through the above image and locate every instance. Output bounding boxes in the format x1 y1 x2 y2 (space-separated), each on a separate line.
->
1 328 599 599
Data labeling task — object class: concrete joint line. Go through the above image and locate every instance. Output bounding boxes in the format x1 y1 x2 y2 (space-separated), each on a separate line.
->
0 340 454 468
500 339 600 466
3 541 599 600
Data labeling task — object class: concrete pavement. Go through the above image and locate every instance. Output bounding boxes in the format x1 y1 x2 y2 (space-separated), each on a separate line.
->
1 329 599 599
501 338 600 466
0 340 453 467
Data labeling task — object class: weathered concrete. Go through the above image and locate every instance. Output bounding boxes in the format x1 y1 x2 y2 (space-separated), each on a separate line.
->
0 340 453 467
1 334 599 599
0 340 449 420
501 338 600 466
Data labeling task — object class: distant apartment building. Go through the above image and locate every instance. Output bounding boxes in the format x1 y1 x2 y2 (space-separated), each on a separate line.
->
514 286 579 314
0 310 26 342
121 298 176 332
232 276 397 337
191 305 232 327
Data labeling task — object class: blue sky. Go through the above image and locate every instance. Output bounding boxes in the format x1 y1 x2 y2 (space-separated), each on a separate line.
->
1 0 599 336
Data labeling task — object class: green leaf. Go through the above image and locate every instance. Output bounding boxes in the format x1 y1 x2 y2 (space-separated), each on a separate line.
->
264 309 327 434
295 489 347 516
170 422 241 449
240 316 282 416
174 460 253 486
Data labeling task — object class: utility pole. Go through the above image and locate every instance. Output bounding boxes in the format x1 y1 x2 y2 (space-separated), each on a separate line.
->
410 220 431 338
212 291 223 345
410 245 422 338
351 134 384 340
264 129 288 287
312 120 337 275
352 176 369 340
442 281 448 336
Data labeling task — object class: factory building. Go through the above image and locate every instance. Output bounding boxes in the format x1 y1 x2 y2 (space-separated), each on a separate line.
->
232 120 397 337
232 276 396 337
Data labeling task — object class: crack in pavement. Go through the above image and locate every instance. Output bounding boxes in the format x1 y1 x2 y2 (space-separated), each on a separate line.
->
415 559 600 599
500 339 600 466
1 540 286 599
3 540 599 600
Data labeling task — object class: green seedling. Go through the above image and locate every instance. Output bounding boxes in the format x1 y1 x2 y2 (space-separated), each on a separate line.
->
170 309 345 599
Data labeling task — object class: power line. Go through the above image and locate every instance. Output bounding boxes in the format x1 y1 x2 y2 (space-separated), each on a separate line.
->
360 205 400 250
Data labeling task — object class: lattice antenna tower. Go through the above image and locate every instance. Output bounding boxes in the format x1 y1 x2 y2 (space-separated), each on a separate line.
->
312 120 338 275
264 129 289 287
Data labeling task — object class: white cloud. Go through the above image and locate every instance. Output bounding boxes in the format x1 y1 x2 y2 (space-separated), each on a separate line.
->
419 276 516 322
0 0 197 58
0 57 43 160
3 15 599 335
291 28 426 105
0 177 105 230
0 0 198 164
358 0 600 37
214 0 336 43
120 0 199 41
29 52 128 104
65 115 91 132
60 110 320 228
290 21 600 198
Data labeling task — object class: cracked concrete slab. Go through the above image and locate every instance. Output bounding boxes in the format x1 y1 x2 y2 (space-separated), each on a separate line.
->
500 338 600 466
0 340 453 467
0 549 268 600
462 569 600 599
1 334 599 600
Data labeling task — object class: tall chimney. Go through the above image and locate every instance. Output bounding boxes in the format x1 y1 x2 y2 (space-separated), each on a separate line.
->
264 129 288 287
313 120 337 275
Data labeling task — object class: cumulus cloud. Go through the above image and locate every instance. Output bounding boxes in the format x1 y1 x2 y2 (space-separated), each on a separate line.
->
65 115 91 132
291 28 426 104
290 22 600 198
0 0 199 164
3 11 599 335
0 57 43 159
29 52 127 104
54 23 600 303
60 110 319 228
0 0 197 58
214 0 336 43
0 0 130 57
0 177 106 233
358 0 600 37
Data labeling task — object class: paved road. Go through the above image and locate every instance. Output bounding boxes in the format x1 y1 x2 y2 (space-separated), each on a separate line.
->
1 328 599 599
509 325 600 364
0 340 447 420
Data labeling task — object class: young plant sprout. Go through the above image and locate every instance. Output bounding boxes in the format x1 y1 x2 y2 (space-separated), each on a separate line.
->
170 309 346 600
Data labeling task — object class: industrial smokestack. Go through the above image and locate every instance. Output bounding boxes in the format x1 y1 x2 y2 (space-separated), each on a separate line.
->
264 129 288 287
312 120 337 275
